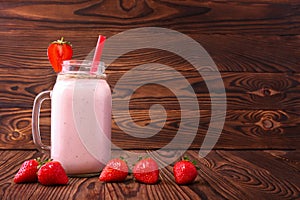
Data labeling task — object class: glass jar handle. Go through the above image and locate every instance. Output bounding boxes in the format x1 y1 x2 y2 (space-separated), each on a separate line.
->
32 90 52 153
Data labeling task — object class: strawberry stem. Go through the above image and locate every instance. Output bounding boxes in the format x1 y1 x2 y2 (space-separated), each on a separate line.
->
137 156 143 161
36 157 52 169
183 156 189 161
182 155 199 170
51 37 71 45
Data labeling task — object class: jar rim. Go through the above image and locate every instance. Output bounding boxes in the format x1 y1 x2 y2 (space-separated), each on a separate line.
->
61 60 106 75
62 60 105 66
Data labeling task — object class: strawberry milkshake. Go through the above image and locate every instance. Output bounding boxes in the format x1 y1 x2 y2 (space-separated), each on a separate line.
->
32 60 112 176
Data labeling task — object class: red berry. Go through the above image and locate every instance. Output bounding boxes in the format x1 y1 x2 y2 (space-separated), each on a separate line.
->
133 157 159 184
14 159 39 183
37 161 68 185
99 158 129 182
173 160 198 185
47 37 73 73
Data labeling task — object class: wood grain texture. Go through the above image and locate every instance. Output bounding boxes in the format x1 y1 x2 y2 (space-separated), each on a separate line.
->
1 107 299 149
1 69 300 110
1 71 299 149
0 1 299 73
111 109 300 149
0 150 299 200
187 150 300 200
109 72 300 111
0 0 299 35
0 34 299 73
263 150 300 169
0 0 299 150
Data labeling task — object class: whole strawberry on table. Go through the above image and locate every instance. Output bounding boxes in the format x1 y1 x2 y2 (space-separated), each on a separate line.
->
13 158 41 184
133 157 160 184
37 160 69 186
99 158 129 182
173 156 198 185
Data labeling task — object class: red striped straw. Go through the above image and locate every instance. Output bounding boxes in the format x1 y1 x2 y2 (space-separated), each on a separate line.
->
90 35 106 74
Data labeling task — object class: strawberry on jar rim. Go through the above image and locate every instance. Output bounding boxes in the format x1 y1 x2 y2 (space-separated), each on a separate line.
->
47 37 73 73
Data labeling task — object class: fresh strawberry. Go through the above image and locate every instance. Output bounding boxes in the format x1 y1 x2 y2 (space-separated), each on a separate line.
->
99 158 129 182
133 157 159 184
47 37 73 73
37 161 68 185
14 158 40 183
173 157 198 185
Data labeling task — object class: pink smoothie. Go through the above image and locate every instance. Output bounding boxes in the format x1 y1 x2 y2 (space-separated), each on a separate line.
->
50 76 111 175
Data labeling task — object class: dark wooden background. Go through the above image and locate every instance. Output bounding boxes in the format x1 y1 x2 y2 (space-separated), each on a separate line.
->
0 0 299 150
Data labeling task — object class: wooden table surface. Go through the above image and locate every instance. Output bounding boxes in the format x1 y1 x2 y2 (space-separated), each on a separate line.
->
0 149 299 200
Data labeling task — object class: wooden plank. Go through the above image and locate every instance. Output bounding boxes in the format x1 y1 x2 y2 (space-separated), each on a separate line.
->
186 150 300 200
0 34 299 73
109 72 300 111
1 68 299 110
0 150 299 199
0 68 56 108
227 150 300 180
1 108 299 149
0 0 299 35
113 109 300 149
0 1 299 73
0 108 51 149
263 150 300 170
